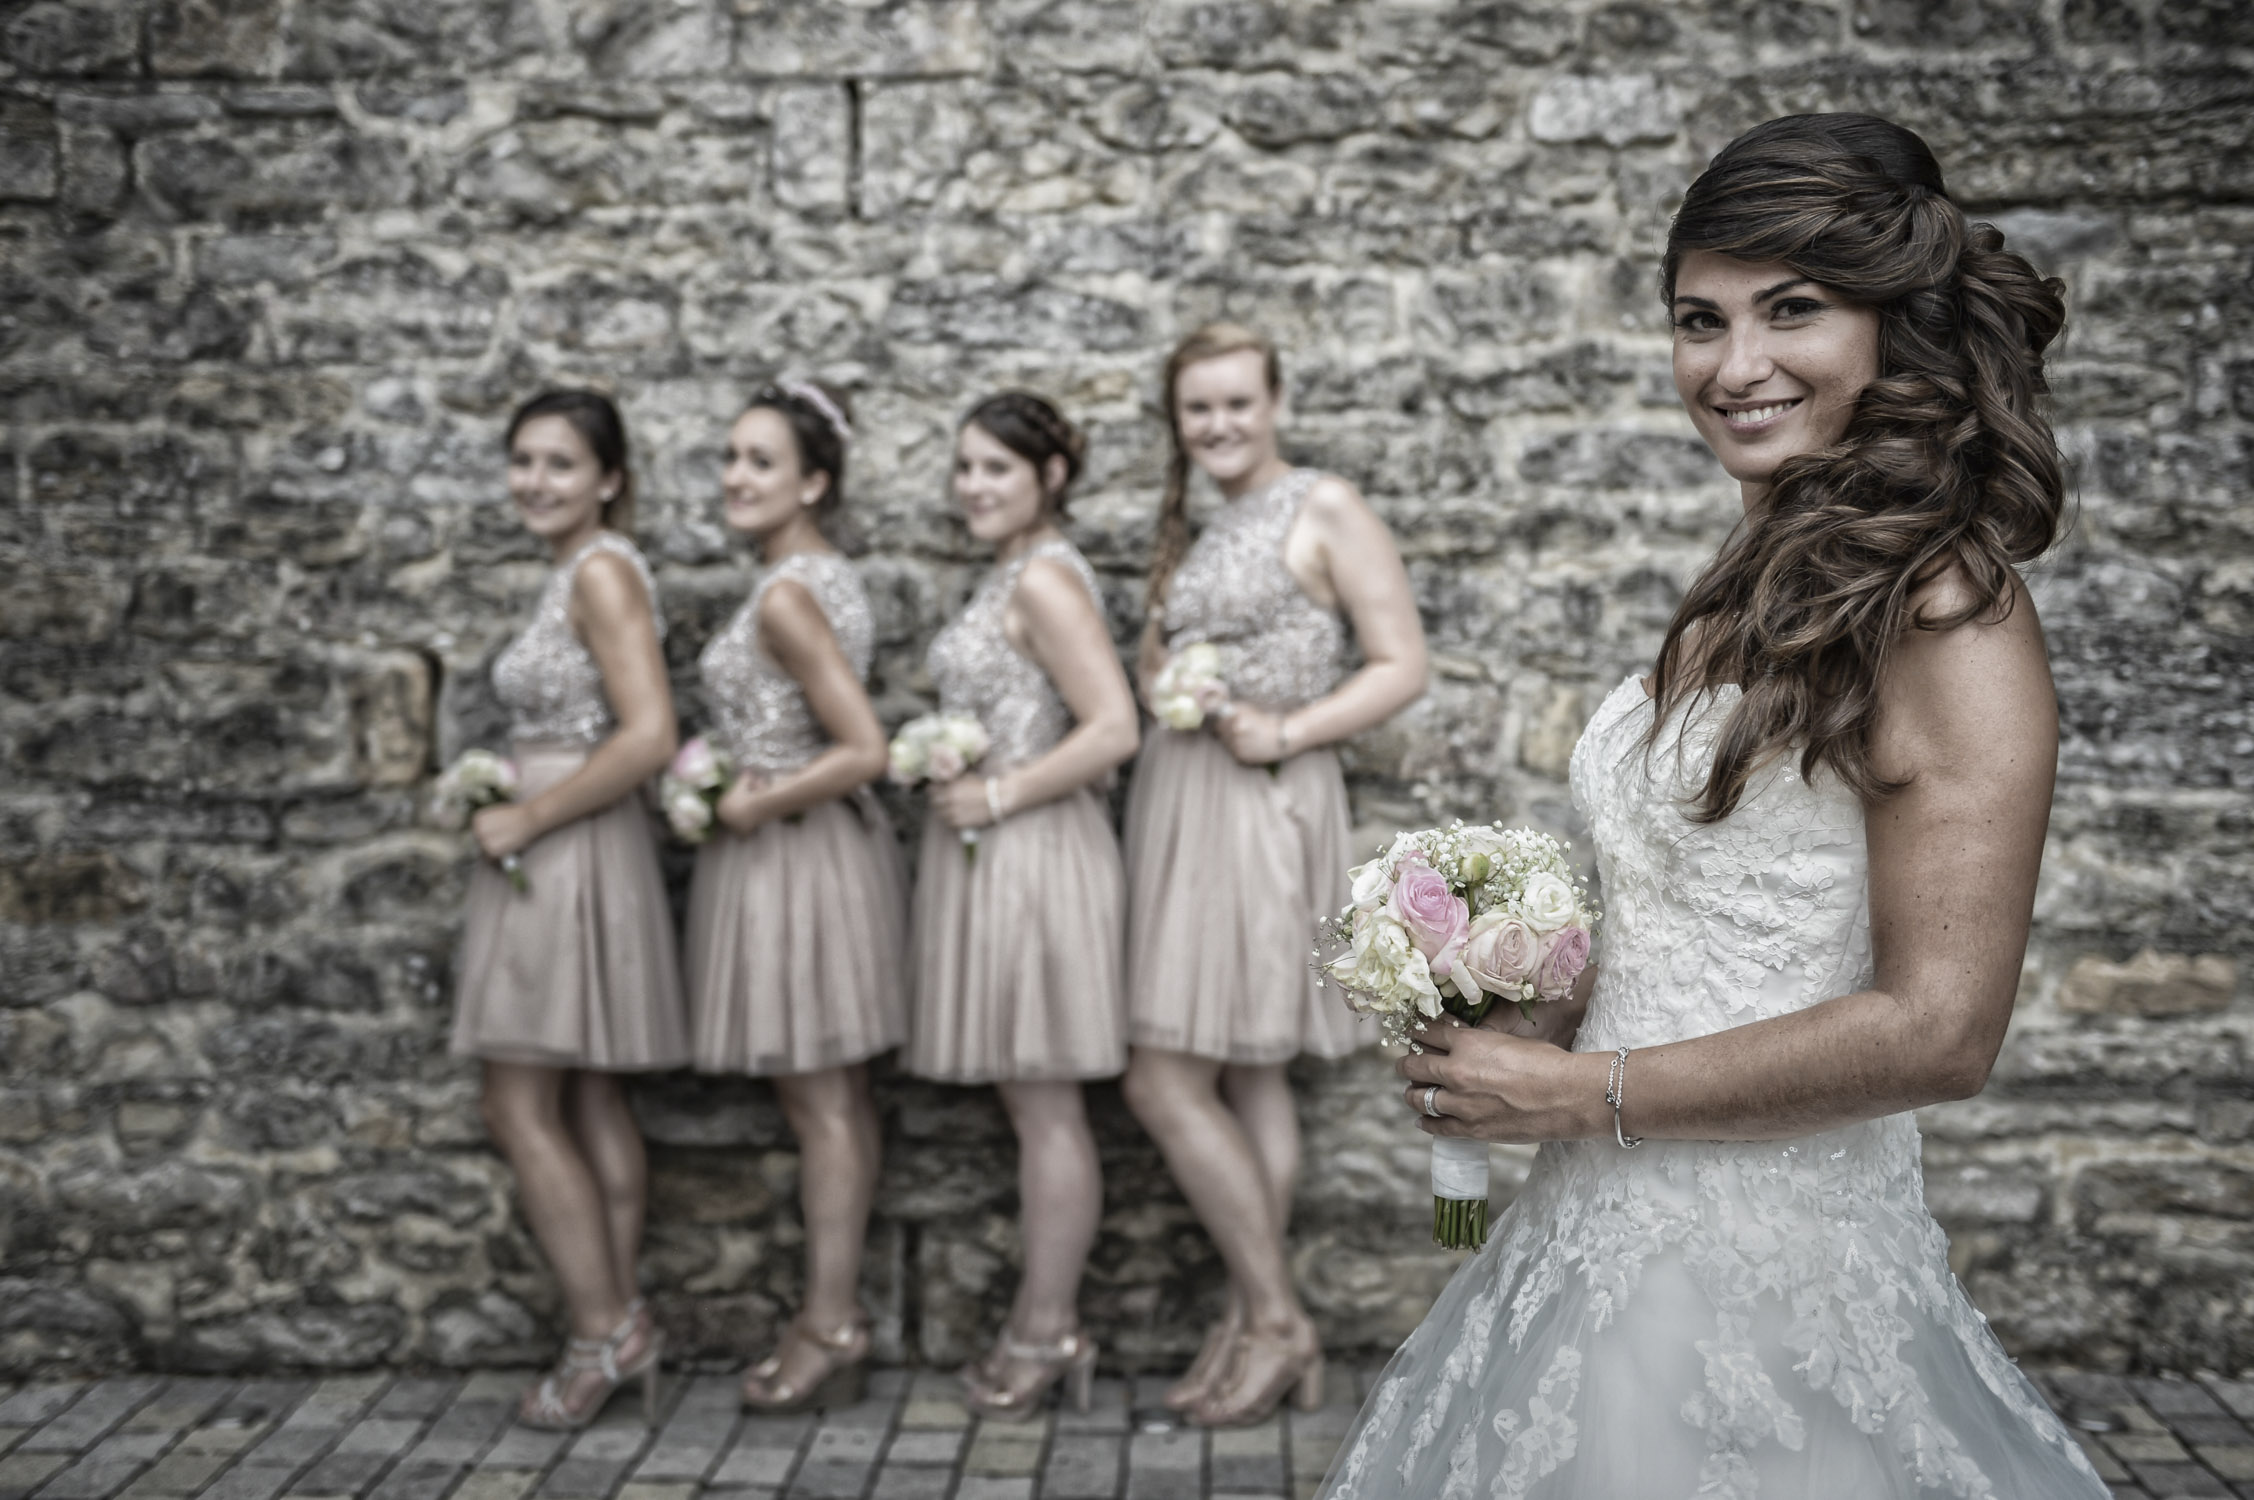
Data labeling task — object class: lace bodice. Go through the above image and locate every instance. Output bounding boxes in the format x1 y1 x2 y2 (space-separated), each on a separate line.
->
1569 673 1874 1052
1162 467 1347 710
491 532 666 746
1319 671 2102 1500
698 551 873 775
927 537 1104 771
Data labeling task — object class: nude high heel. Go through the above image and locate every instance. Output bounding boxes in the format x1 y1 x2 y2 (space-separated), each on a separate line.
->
741 1311 870 1413
1190 1322 1324 1429
519 1301 662 1431
962 1329 1099 1421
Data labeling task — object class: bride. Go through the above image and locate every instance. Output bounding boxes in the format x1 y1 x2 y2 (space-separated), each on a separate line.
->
1318 114 2108 1498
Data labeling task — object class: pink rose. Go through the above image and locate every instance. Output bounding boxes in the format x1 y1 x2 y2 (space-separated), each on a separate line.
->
927 742 965 782
1460 914 1539 996
671 736 719 786
1388 860 1469 977
1534 925 1592 1002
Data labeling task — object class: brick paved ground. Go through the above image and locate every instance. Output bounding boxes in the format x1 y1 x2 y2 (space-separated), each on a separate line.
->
0 1367 2247 1500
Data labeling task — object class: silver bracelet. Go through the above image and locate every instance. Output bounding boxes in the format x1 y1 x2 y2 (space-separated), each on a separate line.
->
984 775 1006 823
1605 1045 1644 1149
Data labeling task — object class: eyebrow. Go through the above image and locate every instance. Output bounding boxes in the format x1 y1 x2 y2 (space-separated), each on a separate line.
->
1753 277 1814 304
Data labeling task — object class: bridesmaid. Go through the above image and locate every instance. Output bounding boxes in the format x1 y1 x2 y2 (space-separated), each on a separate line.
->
1121 324 1429 1427
906 392 1140 1418
683 381 907 1412
455 388 688 1429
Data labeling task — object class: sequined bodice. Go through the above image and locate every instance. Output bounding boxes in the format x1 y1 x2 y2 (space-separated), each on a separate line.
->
927 537 1104 771
699 551 873 775
1162 467 1348 710
491 532 665 747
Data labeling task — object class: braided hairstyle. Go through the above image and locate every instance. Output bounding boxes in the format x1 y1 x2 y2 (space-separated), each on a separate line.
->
1651 113 2067 822
743 379 853 519
961 391 1087 512
507 388 636 535
1144 322 1282 617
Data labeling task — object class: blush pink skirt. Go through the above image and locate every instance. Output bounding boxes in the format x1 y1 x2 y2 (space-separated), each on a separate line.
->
452 743 691 1071
905 784 1127 1083
684 788 908 1076
1122 728 1370 1064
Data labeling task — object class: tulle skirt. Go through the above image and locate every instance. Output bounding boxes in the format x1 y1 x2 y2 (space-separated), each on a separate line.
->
452 743 691 1071
1122 727 1369 1064
1317 1130 2111 1500
905 785 1127 1083
685 789 908 1076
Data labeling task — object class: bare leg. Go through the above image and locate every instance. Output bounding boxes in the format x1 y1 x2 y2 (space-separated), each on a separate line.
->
969 1080 1100 1400
1220 1063 1300 1232
753 1065 881 1398
484 1062 652 1421
565 1070 648 1308
1121 1048 1308 1334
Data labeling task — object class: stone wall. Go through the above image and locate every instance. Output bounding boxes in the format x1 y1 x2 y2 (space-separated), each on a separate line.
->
2 0 2249 1379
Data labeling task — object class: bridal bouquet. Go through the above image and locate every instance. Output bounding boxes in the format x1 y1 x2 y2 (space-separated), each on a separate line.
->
1150 642 1228 731
431 749 528 892
1321 822 1597 1249
889 712 990 860
659 735 734 844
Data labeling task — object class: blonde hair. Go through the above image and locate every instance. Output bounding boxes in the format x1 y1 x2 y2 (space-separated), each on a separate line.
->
1144 322 1282 616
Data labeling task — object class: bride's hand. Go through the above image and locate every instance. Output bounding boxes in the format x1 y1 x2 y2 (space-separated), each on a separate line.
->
1396 1018 1609 1145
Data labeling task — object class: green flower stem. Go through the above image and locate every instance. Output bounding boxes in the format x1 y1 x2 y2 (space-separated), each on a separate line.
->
1433 1194 1489 1250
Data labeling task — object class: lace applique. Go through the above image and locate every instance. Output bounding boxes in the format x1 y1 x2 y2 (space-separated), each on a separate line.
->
698 551 873 774
491 532 665 746
1162 467 1347 710
1317 674 2104 1500
927 537 1103 771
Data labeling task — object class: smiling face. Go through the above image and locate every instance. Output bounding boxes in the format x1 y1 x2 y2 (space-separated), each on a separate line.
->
507 414 616 542
1671 251 1882 504
952 421 1058 546
1172 347 1283 490
722 406 828 538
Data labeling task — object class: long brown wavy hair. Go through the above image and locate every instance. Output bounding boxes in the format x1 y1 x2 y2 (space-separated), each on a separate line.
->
1650 113 2067 821
1144 321 1282 617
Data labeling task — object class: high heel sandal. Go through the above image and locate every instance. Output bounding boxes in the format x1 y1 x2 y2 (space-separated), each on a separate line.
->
741 1311 870 1413
961 1329 1099 1422
1189 1321 1324 1429
1162 1308 1242 1413
519 1300 663 1430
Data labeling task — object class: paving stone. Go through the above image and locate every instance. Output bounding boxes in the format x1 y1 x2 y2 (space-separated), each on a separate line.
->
24 1383 164 1454
290 1419 421 1496
537 1461 633 1500
616 1485 694 1500
362 1466 462 1500
1056 1382 1131 1436
0 1393 85 1430
951 1481 1031 1500
961 1423 1043 1478
2135 1382 2230 1419
2112 1434 2195 1464
1043 1432 1124 1499
801 1426 881 1467
2200 1447 2254 1481
560 1425 647 1466
38 1428 177 1500
2130 1464 2231 1497
709 1443 795 1489
627 1382 733 1484
2082 1435 2134 1483
869 1467 949 1500
456 1380 526 1406
2172 1418 2252 1446
474 1429 567 1472
368 1388 454 1425
0 1440 23 1462
190 1469 292 1500
449 1474 536 1500
125 1387 236 1437
1126 1429 1201 1500
0 1452 73 1500
2200 1379 2254 1423
781 1460 871 1499
119 1446 242 1499
883 1431 961 1466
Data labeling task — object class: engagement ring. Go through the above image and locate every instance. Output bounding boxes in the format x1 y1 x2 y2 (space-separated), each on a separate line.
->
1421 1085 1442 1119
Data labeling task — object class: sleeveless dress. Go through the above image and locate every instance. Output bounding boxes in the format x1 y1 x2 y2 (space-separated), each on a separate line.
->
452 531 691 1071
684 550 908 1076
906 537 1128 1083
1123 467 1367 1063
1315 674 2107 1500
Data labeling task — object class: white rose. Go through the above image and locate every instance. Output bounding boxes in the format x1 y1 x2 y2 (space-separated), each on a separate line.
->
1155 693 1204 732
1519 871 1577 933
1348 858 1393 912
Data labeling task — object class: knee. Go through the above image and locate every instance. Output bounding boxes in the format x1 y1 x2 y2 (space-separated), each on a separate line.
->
480 1086 537 1152
1121 1057 1186 1130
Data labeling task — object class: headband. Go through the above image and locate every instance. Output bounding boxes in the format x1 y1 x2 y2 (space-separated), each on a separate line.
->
777 379 853 444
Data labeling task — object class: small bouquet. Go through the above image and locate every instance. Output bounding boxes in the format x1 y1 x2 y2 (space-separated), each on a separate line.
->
1150 642 1228 731
1321 822 1598 1249
659 735 734 844
431 749 528 892
889 712 990 861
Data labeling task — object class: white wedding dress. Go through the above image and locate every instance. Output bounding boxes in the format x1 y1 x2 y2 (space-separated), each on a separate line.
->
1317 675 2106 1499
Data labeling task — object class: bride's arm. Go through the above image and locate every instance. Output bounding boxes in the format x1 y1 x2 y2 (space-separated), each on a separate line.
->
1402 574 2058 1144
